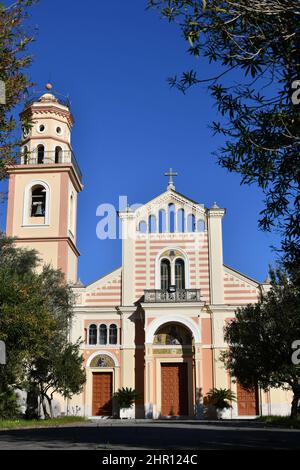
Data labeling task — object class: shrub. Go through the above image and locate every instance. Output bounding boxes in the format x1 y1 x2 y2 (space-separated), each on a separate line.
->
204 388 236 411
113 387 139 409
0 389 20 419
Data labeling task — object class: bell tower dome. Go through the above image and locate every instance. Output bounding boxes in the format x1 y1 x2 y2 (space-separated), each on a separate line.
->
6 84 83 283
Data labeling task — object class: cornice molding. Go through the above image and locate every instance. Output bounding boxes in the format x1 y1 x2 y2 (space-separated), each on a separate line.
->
7 164 83 192
208 208 226 218
21 105 74 127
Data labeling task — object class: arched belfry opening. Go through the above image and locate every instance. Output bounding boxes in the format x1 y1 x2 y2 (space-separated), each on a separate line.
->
55 146 63 163
31 184 46 218
37 144 45 164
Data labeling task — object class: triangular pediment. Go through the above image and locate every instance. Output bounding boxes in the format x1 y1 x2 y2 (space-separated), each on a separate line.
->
74 267 122 308
224 265 260 288
85 267 122 291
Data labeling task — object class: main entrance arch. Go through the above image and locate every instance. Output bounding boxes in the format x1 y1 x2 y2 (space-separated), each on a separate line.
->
145 317 200 419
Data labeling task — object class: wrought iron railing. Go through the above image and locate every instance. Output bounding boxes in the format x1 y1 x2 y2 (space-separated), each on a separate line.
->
25 92 71 109
21 151 82 182
144 289 201 303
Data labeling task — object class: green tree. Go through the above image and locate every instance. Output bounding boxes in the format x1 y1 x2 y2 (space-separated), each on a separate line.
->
0 233 85 419
148 1 300 274
222 268 300 418
0 0 36 180
28 341 85 419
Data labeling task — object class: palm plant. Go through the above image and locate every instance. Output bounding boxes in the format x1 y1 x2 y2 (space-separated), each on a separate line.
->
204 388 236 411
113 387 139 409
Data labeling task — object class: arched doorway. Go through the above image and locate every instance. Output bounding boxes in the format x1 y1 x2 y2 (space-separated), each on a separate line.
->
86 352 119 417
150 322 195 418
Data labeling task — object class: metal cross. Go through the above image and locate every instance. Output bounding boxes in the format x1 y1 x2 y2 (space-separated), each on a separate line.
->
164 168 178 190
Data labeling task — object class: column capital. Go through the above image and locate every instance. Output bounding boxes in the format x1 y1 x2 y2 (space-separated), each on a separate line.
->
208 207 226 218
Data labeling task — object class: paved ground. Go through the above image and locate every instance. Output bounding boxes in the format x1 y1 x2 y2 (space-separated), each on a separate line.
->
0 420 300 450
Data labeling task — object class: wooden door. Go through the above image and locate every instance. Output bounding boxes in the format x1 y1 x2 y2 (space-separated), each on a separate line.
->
161 363 188 416
92 372 112 416
237 382 259 416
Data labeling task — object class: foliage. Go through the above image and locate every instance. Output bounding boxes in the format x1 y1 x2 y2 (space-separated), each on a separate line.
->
256 415 300 429
204 387 236 410
222 268 300 418
0 233 85 418
28 341 86 419
0 416 86 429
148 0 300 273
0 0 37 180
0 389 20 419
113 387 140 409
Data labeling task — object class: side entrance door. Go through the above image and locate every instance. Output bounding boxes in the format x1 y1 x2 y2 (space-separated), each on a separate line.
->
237 382 259 416
92 372 113 416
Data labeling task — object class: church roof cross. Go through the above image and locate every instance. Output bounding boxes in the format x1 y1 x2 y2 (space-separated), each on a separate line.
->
164 168 178 190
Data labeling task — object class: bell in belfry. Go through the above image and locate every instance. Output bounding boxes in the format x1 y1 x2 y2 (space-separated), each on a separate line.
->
35 202 43 216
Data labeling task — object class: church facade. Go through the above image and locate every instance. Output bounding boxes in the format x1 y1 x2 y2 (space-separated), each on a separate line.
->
6 88 291 419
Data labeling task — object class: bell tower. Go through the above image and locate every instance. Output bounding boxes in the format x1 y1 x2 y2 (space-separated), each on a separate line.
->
6 84 83 283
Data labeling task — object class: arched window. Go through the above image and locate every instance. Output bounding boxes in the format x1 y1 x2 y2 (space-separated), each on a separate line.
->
161 258 171 290
168 203 175 233
138 221 147 233
22 126 29 139
148 214 156 233
89 324 97 345
177 209 185 232
31 185 46 217
55 146 63 163
158 209 166 233
197 219 206 232
99 324 107 345
23 146 29 164
187 214 196 232
37 145 45 164
175 258 185 289
109 324 118 345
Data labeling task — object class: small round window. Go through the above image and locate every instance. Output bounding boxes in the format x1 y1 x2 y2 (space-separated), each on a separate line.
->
39 124 45 133
56 126 62 135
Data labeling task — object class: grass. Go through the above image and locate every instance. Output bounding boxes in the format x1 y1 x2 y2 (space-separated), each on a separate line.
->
256 415 300 429
0 415 87 430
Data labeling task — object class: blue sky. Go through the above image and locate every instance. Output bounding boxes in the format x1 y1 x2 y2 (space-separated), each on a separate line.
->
0 0 280 284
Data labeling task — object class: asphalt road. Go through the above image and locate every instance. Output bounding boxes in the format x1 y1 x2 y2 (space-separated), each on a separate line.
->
0 420 299 450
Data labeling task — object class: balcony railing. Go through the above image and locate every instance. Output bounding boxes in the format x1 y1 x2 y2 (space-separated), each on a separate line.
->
144 289 202 303
21 151 82 183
